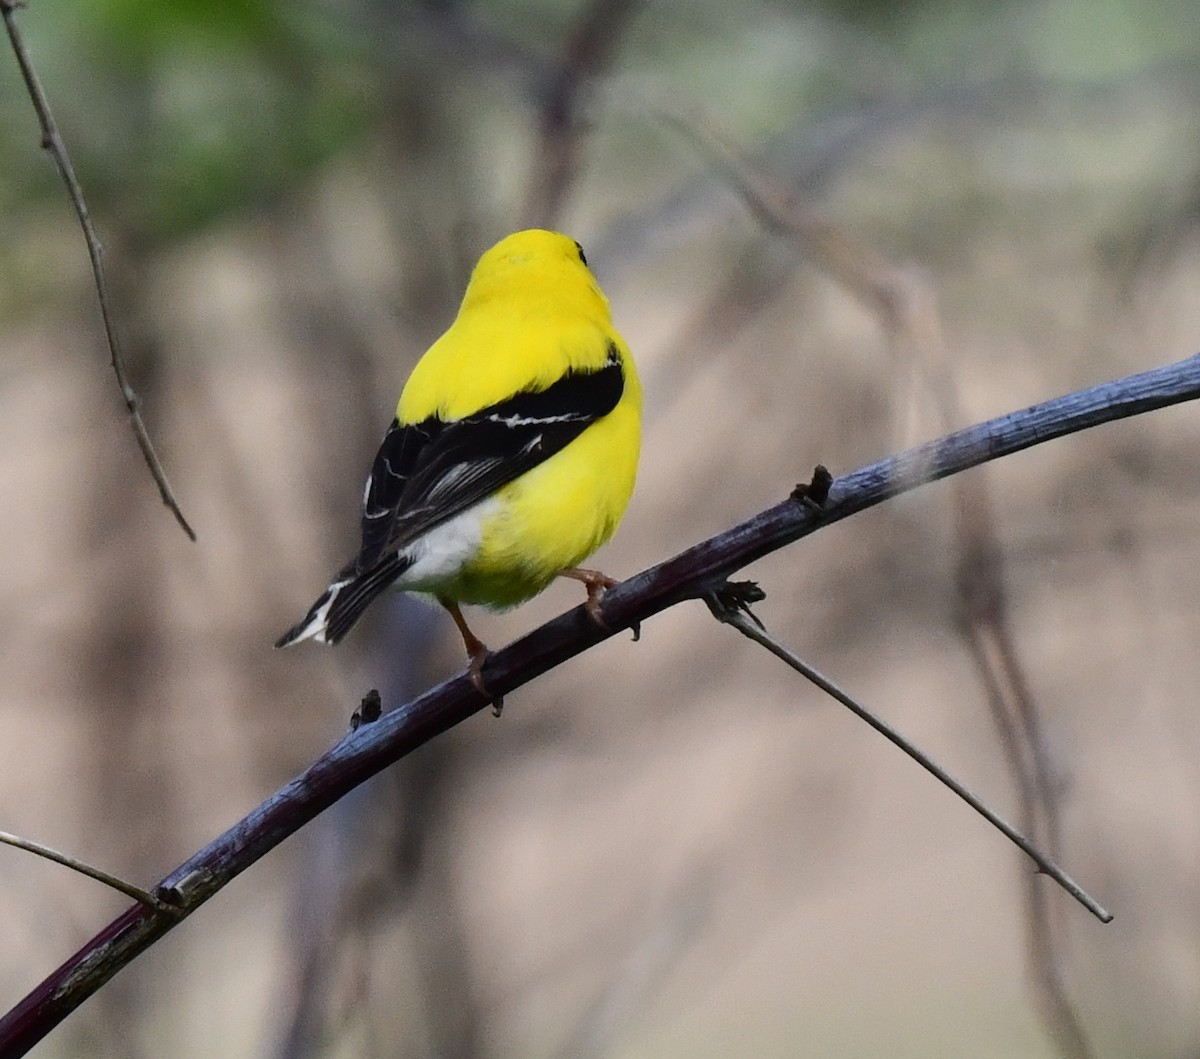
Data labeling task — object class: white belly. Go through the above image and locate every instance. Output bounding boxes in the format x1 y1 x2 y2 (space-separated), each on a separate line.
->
391 499 498 594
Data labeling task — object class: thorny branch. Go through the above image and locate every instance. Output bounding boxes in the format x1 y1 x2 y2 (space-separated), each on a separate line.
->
0 0 195 540
1 352 1197 1055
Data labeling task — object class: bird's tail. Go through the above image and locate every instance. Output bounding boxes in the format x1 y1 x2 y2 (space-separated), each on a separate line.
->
275 555 414 648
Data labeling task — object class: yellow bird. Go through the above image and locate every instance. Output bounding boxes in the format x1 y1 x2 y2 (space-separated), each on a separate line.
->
277 229 642 692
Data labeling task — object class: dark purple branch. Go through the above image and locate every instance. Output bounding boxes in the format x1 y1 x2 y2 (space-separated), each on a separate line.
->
3 352 1199 1055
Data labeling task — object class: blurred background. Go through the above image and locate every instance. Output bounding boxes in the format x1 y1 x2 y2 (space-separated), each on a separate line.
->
2 0 1200 1056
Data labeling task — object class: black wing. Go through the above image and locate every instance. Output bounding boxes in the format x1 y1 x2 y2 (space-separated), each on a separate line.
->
276 342 626 649
357 341 625 572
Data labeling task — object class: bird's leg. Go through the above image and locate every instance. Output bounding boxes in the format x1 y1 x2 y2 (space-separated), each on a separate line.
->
557 567 619 631
438 597 503 715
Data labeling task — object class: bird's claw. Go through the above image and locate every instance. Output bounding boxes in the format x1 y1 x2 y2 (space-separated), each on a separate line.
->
564 569 641 641
559 567 620 632
468 649 504 717
584 581 615 631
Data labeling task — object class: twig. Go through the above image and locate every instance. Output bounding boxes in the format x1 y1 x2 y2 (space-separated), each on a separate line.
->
1 353 1197 1054
0 0 196 541
0 829 174 914
701 585 1111 923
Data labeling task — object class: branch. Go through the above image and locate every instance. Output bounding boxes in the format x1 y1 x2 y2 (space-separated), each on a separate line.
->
2 352 1197 1054
0 0 196 541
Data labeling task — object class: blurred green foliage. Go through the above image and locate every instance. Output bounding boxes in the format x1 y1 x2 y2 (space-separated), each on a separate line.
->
2 0 373 242
1 0 1197 297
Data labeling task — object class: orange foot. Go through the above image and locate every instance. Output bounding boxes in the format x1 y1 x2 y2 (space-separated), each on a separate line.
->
439 596 504 717
557 566 617 628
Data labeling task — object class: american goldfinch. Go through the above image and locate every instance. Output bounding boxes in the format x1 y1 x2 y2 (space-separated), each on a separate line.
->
277 228 642 692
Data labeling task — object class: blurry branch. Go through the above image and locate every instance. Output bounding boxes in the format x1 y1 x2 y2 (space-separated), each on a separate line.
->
550 861 712 1059
270 605 446 1059
704 586 1109 921
3 353 1200 1055
0 0 196 541
0 830 171 913
659 106 930 338
397 2 552 91
595 65 1200 272
957 492 1093 1059
648 241 797 424
520 0 643 229
382 5 1200 275
676 114 1094 1059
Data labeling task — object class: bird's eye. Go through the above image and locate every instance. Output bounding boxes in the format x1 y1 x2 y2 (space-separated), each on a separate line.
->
574 241 588 266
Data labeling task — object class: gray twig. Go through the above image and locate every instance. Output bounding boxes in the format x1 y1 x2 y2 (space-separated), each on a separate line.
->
702 584 1112 923
0 829 175 914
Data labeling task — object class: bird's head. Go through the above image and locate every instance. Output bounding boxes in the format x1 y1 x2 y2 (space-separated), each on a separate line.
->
460 229 609 318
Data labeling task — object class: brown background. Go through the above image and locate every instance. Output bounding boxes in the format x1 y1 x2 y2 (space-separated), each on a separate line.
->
2 1 1199 1056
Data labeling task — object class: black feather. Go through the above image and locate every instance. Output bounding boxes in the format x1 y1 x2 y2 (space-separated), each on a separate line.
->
277 343 625 647
358 342 624 569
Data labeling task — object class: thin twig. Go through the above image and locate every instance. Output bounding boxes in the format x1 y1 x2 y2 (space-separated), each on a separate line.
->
0 0 196 541
1 353 1196 1055
702 587 1112 923
0 830 174 914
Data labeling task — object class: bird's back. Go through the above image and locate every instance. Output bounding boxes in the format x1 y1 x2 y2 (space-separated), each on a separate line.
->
399 231 624 422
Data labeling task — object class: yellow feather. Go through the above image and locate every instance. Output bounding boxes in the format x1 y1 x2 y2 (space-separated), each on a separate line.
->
399 229 630 421
277 228 642 664
401 229 642 605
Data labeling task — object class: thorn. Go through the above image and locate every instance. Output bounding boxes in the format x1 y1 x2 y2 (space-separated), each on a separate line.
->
791 464 833 509
349 689 382 731
703 580 767 627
